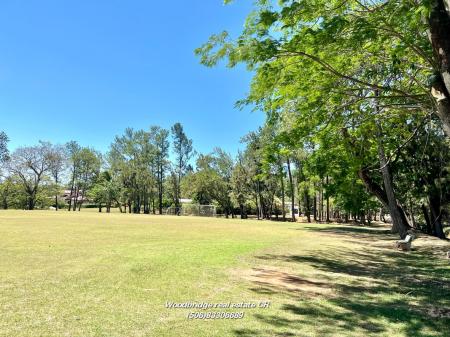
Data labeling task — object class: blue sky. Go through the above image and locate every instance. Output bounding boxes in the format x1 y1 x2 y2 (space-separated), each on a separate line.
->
0 0 264 156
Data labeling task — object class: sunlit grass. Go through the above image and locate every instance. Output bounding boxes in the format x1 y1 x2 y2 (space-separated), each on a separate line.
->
0 210 449 337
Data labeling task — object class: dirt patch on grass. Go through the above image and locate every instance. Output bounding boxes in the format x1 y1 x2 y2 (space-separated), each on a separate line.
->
234 266 335 298
409 305 450 319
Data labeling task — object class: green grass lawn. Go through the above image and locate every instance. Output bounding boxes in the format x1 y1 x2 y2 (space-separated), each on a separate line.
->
1 210 449 337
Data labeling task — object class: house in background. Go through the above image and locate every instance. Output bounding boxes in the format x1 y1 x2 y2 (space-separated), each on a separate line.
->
62 190 89 204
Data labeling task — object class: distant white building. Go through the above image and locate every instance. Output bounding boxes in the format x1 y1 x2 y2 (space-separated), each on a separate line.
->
284 202 300 216
180 198 193 204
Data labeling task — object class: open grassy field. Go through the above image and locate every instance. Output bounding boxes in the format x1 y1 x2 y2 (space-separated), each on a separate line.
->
1 210 449 337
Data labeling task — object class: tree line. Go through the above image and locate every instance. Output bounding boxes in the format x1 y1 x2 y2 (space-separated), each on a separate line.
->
0 123 190 214
1 114 448 240
0 122 378 222
195 0 450 239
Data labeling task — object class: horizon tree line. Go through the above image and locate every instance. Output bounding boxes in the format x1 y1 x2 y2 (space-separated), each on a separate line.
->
1 116 449 240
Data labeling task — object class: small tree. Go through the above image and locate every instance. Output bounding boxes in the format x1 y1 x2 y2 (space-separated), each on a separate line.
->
5 142 53 210
47 144 67 210
171 123 194 210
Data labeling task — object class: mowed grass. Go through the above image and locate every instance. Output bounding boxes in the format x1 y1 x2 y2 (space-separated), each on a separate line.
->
0 210 449 337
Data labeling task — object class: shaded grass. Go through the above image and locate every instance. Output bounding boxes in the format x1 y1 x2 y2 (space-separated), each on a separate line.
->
0 211 449 337
235 224 450 337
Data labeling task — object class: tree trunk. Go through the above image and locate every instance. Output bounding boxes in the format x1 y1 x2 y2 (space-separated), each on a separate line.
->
429 0 450 137
409 197 416 228
313 191 317 222
342 124 410 237
421 204 433 234
54 172 59 211
280 167 286 221
429 195 446 239
360 210 366 225
377 124 410 238
257 181 263 220
143 191 149 214
73 187 79 211
326 175 330 222
305 191 311 223
158 169 164 215
287 158 296 222
28 196 35 210
320 180 324 222
254 194 260 220
380 207 386 222
67 170 76 211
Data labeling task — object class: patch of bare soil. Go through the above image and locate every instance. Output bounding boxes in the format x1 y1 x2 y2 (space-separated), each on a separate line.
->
236 267 335 298
410 305 450 318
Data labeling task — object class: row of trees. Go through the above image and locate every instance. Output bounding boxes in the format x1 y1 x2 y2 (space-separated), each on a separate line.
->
0 123 194 214
194 0 450 239
1 121 380 224
1 115 448 238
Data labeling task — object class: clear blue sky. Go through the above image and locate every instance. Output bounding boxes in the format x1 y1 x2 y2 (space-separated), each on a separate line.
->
0 0 264 156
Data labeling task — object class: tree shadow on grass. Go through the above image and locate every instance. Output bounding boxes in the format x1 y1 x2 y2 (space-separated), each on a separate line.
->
234 225 450 337
303 225 393 240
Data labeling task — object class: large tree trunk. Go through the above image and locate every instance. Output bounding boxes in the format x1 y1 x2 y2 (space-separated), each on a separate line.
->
429 195 446 238
358 167 411 238
429 0 450 137
376 117 411 238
